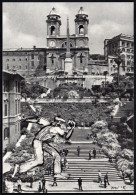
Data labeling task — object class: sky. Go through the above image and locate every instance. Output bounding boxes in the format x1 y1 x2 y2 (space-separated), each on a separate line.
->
3 2 134 54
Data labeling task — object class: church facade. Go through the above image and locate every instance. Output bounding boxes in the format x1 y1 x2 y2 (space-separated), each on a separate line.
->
46 7 89 74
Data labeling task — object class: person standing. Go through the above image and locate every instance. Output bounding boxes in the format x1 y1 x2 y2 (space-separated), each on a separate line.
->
89 151 91 160
52 176 57 186
17 177 22 192
47 164 52 175
77 146 80 157
104 175 107 188
98 170 102 183
38 181 42 192
30 177 33 188
42 177 46 192
93 148 96 159
105 172 110 185
64 157 67 167
78 177 83 191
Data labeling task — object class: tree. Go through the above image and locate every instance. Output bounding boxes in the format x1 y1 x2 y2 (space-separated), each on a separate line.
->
113 49 124 87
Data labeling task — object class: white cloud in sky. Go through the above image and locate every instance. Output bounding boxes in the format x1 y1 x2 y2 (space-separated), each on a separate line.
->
3 2 134 54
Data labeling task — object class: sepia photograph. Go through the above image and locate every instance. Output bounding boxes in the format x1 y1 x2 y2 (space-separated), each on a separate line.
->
2 2 134 193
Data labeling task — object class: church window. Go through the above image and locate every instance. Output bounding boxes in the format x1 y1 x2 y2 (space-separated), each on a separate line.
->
79 25 84 34
4 127 9 140
51 26 55 35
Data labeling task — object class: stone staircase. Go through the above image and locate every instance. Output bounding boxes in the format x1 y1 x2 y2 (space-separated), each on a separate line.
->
44 142 122 183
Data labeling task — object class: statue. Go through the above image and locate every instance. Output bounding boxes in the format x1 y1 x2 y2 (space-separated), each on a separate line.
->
12 104 75 179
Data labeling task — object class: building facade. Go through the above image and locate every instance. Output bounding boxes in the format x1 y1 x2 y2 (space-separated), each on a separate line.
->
88 54 108 75
104 34 134 75
3 47 47 77
3 71 23 151
46 7 89 74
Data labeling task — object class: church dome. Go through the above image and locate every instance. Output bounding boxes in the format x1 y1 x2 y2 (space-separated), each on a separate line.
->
77 7 88 16
49 7 59 16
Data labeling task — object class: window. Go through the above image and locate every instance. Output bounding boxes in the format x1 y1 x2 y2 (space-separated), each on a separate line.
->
12 59 15 61
19 66 21 69
131 43 133 47
7 65 9 69
4 80 9 92
19 59 21 61
122 48 125 52
15 81 18 93
43 65 46 71
127 42 130 47
6 59 9 61
79 25 84 34
127 49 130 53
50 26 55 35
131 50 133 53
18 82 20 93
18 100 20 113
4 103 8 116
127 61 130 65
4 127 9 139
31 54 34 59
15 100 18 114
26 66 28 69
122 42 125 46
31 61 34 68
25 58 27 61
110 60 113 63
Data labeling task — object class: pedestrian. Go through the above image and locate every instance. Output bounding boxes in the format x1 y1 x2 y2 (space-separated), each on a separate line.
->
104 175 107 188
64 157 67 166
93 137 97 144
17 177 22 192
38 181 42 192
77 146 80 157
121 170 125 180
93 148 96 159
42 177 46 192
78 177 83 191
89 151 91 160
98 170 102 183
105 172 110 185
47 164 52 175
52 176 57 186
30 177 33 188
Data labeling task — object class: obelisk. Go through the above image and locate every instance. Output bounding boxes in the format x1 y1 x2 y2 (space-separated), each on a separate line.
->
64 17 73 75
